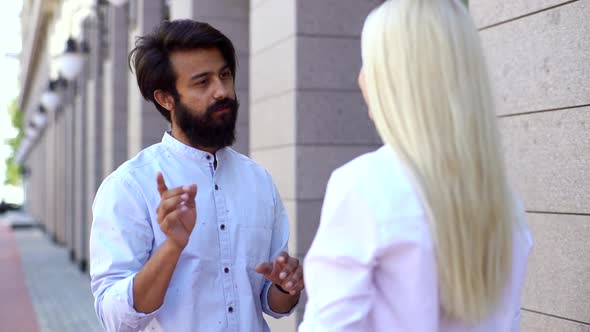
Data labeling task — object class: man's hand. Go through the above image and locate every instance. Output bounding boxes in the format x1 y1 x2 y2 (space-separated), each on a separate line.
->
131 173 198 314
256 252 304 296
156 172 198 251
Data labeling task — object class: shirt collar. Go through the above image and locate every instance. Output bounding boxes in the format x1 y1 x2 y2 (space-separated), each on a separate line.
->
161 131 229 163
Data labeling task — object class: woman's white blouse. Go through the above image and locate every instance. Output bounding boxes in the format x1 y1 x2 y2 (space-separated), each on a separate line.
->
299 146 532 332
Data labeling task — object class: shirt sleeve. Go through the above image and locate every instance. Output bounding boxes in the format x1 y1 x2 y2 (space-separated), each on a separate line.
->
298 169 439 332
261 177 296 318
89 175 160 332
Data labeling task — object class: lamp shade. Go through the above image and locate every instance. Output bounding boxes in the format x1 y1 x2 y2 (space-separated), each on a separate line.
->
33 112 48 128
107 0 128 6
40 90 61 113
57 52 85 80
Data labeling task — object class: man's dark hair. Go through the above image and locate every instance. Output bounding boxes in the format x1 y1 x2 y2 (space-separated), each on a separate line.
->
128 20 237 122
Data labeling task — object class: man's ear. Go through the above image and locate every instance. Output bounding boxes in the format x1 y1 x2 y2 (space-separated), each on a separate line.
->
154 90 175 112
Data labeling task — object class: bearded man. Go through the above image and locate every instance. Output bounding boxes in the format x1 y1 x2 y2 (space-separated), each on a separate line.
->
89 20 303 332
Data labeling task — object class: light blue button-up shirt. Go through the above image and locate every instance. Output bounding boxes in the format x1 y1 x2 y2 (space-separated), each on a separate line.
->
90 132 293 332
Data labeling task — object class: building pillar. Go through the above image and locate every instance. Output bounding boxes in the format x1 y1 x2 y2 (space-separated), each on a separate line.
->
79 6 109 270
103 3 129 176
25 143 43 223
36 140 45 225
250 1 382 329
127 0 168 156
65 82 77 259
56 107 66 244
70 19 92 270
73 80 86 266
46 111 57 241
83 12 105 271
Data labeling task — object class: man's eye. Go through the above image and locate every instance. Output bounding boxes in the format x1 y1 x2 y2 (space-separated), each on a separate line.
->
221 71 231 79
196 79 208 86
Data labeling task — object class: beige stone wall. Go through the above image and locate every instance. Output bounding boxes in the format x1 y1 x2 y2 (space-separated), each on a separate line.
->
470 1 590 330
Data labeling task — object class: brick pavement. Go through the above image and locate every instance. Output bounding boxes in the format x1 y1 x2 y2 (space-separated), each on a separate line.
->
13 228 103 332
0 224 40 332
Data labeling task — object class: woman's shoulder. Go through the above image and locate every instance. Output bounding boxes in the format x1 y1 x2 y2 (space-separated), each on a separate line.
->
330 146 418 201
327 146 433 256
328 146 427 233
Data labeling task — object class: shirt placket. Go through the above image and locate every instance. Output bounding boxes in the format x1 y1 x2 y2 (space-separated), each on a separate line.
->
208 155 239 331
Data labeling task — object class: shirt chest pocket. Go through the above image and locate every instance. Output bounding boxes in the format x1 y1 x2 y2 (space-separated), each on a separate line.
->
231 200 274 264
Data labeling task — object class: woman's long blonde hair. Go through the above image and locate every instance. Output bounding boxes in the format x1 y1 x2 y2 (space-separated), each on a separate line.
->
361 0 514 322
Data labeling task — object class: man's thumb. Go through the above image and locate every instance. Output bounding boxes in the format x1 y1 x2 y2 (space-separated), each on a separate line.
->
255 262 273 276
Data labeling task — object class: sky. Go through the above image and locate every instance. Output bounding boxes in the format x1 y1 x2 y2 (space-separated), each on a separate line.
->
0 0 24 203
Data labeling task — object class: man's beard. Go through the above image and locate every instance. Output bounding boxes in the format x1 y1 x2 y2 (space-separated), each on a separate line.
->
175 97 239 149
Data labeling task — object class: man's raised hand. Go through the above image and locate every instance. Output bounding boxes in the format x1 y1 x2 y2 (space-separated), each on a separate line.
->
156 172 198 251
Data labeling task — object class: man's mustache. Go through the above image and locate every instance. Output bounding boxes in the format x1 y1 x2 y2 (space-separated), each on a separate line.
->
207 98 238 114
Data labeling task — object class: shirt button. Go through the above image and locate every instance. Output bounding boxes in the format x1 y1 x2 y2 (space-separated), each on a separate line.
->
224 267 229 273
215 184 219 190
228 306 234 313
220 224 225 230
206 155 211 160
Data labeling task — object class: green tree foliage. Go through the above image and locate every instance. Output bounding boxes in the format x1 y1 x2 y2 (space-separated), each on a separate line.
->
4 98 23 186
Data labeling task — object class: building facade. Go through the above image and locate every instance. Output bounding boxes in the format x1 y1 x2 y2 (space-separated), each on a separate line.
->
17 0 589 331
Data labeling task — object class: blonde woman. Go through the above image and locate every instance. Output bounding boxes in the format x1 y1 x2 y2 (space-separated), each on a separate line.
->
298 0 532 331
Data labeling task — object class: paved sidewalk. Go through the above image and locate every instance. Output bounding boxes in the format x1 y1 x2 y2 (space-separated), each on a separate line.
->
13 228 103 332
0 210 38 228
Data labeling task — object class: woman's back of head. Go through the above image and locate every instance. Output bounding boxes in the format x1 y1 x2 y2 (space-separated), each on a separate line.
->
360 0 516 322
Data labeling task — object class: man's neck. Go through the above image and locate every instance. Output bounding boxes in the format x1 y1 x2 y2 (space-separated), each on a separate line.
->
171 127 220 154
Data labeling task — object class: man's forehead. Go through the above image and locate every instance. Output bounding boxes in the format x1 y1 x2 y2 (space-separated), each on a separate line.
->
170 48 225 74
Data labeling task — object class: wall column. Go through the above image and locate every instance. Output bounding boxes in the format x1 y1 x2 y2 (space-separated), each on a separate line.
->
250 1 382 329
127 0 168 156
102 3 129 176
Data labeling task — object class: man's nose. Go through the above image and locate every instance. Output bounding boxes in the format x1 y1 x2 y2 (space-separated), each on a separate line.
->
212 79 229 99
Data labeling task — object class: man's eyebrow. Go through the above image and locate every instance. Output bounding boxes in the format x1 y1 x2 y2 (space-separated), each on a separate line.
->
219 64 231 73
189 64 230 81
189 71 211 81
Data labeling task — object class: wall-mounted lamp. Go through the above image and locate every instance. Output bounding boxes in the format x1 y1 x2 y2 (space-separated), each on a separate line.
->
56 37 89 80
32 106 48 129
25 121 39 139
40 79 65 113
